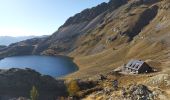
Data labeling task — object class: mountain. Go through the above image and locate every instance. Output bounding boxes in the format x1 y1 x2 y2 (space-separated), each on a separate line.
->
0 36 48 57
0 0 170 78
0 36 37 46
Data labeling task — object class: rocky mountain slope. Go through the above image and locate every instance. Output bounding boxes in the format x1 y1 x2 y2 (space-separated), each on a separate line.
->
0 36 48 58
0 0 127 56
39 0 169 79
65 0 170 78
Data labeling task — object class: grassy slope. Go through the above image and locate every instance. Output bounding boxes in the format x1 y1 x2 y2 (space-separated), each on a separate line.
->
65 1 170 79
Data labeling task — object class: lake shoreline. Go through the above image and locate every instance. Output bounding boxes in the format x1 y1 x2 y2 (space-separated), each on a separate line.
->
0 55 79 78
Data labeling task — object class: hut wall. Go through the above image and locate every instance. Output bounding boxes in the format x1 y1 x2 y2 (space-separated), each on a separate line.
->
138 63 152 73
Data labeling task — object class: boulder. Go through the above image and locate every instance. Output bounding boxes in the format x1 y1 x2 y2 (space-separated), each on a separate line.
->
123 84 153 100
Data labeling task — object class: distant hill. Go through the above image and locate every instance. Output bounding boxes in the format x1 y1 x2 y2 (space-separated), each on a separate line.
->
0 36 47 46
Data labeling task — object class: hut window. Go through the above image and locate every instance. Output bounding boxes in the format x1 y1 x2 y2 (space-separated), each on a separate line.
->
136 64 139 69
130 63 132 67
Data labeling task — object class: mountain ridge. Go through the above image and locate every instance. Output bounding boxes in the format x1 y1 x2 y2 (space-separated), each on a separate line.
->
0 36 36 46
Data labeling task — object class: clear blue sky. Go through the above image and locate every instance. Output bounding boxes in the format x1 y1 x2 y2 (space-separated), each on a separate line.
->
0 0 109 36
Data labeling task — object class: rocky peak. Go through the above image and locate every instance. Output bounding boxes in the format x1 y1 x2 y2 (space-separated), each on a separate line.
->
61 0 127 28
108 0 127 7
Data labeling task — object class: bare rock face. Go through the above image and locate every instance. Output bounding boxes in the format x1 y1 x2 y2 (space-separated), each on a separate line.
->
0 68 67 100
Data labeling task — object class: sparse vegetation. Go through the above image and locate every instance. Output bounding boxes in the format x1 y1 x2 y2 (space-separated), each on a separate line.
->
67 80 80 96
30 86 39 100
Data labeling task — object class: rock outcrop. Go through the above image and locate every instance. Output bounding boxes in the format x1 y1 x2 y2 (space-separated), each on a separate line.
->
123 84 153 100
0 68 67 100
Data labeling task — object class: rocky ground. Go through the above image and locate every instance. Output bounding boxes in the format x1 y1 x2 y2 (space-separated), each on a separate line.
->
2 69 170 100
72 71 170 100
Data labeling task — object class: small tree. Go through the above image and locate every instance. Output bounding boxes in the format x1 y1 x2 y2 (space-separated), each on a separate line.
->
30 86 39 100
67 80 80 96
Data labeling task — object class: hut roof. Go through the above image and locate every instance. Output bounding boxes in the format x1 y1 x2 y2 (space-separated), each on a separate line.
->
125 60 145 70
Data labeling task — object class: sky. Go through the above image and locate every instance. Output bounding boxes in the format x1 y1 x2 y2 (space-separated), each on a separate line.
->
0 0 109 37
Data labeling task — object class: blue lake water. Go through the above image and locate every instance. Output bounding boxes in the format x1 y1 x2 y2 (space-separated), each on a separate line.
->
0 55 78 77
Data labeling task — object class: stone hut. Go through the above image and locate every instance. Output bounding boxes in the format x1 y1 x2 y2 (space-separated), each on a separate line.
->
124 60 152 74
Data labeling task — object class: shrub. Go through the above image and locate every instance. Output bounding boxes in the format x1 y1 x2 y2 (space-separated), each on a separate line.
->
67 80 80 96
30 86 39 100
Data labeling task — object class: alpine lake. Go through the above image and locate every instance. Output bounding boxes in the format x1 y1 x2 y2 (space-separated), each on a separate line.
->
0 55 78 77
